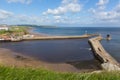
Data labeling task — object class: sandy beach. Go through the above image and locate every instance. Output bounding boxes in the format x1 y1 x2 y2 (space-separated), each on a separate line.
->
0 47 101 73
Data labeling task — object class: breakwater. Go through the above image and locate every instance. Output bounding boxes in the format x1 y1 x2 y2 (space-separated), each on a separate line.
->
23 34 96 41
0 34 97 42
89 36 120 71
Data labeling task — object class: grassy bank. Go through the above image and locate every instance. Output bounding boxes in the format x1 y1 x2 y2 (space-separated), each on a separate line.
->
0 26 28 36
0 66 119 80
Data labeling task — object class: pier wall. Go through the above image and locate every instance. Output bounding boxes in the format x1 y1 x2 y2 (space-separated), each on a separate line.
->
0 34 97 42
89 36 120 71
22 34 97 41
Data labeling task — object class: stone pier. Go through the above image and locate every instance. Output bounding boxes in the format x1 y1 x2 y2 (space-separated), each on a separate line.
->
89 36 120 71
23 34 97 41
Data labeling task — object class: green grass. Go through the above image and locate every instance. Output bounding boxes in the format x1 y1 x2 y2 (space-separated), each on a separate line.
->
0 66 119 80
0 26 28 35
10 26 28 34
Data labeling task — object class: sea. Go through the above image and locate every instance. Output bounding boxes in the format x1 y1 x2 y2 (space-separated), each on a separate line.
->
31 27 120 63
0 27 119 69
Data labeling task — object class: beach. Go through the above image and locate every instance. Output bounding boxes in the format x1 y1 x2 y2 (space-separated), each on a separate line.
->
0 47 101 72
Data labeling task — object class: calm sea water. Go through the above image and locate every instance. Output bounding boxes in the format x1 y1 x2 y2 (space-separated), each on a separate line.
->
0 27 120 64
34 27 120 62
0 39 93 63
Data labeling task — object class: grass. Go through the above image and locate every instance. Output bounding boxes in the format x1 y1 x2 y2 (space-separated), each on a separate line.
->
10 26 28 34
0 66 119 80
0 26 28 36
0 30 11 35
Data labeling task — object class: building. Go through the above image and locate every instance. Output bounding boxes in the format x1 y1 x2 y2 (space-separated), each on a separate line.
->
0 27 9 31
0 24 9 31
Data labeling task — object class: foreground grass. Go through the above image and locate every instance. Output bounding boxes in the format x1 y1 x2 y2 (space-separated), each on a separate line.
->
0 66 119 80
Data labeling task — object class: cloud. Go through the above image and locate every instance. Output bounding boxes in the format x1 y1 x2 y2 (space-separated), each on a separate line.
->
54 16 61 20
0 9 13 20
96 0 109 6
2 0 120 26
0 9 44 25
96 0 109 10
114 3 120 12
7 0 32 4
89 0 120 26
12 15 46 24
43 0 82 15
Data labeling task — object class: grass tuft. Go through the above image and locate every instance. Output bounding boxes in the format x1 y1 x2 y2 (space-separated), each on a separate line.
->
0 66 119 80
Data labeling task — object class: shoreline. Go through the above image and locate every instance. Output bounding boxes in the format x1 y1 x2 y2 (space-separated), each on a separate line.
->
0 47 101 73
28 27 49 37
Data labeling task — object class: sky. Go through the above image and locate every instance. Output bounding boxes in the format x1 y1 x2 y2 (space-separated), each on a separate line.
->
0 0 120 27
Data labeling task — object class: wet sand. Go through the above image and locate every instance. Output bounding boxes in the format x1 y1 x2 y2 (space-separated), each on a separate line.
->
0 47 101 73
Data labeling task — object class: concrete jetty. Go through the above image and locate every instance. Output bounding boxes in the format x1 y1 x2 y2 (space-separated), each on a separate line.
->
23 34 96 41
0 34 98 42
89 36 120 71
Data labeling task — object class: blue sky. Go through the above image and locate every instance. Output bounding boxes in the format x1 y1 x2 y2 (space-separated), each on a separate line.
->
0 0 120 27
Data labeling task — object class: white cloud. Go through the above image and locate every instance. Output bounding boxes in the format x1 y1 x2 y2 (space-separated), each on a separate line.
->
43 7 67 15
43 0 82 15
54 16 61 20
96 0 109 6
0 9 45 25
114 4 120 12
13 15 48 24
96 0 109 10
0 8 82 25
7 0 32 4
89 0 120 26
2 0 120 26
62 0 78 4
0 9 13 20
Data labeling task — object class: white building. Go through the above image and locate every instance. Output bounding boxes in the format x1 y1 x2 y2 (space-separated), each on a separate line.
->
0 27 9 31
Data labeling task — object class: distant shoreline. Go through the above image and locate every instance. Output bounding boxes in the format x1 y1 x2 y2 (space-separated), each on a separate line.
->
28 27 49 37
